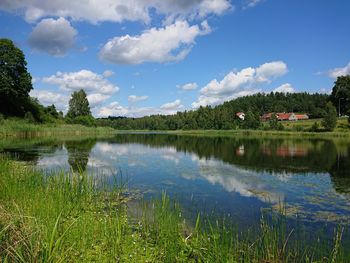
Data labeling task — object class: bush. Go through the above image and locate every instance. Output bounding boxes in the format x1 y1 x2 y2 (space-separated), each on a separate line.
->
243 110 261 130
322 102 337 131
24 112 36 123
66 115 96 127
0 113 4 124
268 114 284 130
310 122 320 132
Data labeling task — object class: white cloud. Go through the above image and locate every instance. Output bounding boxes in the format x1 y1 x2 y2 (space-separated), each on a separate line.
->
97 102 153 118
42 69 119 95
273 83 295 93
99 20 211 64
98 99 183 118
255 61 288 82
30 90 69 111
102 70 115 77
128 95 149 103
32 69 119 114
160 99 183 110
177 82 198 90
329 62 350 78
192 61 288 108
87 93 111 107
243 0 263 9
0 0 231 24
28 17 77 56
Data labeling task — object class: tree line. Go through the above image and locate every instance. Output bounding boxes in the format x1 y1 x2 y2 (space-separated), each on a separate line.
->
1 38 350 131
96 92 346 131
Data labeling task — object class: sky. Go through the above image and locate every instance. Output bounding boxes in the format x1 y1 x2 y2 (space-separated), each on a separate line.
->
1 0 350 117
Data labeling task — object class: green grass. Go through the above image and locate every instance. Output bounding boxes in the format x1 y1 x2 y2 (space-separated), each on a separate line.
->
281 117 350 132
0 158 349 262
0 118 116 138
113 118 350 139
159 118 350 139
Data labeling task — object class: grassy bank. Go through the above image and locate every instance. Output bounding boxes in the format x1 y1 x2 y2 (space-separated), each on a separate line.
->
0 158 348 262
0 119 116 138
164 129 350 139
162 119 350 139
114 118 350 139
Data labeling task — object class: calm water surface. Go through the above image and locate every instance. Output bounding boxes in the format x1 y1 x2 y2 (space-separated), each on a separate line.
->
1 134 350 230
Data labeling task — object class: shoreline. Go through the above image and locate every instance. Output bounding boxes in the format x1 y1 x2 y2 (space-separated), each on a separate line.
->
113 129 350 140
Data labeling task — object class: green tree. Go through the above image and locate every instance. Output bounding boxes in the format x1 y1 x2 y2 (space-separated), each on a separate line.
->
45 104 59 118
330 75 350 116
66 89 91 119
243 110 261 130
268 113 278 130
0 38 32 116
322 102 337 131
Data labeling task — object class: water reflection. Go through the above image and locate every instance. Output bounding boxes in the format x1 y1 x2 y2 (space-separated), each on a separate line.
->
66 139 96 172
1 134 350 224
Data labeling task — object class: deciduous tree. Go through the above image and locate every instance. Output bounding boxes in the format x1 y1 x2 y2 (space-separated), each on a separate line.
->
322 102 337 131
331 75 350 116
0 38 32 116
66 89 91 118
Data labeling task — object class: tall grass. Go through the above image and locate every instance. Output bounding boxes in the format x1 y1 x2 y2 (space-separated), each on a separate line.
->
0 157 348 262
0 118 115 138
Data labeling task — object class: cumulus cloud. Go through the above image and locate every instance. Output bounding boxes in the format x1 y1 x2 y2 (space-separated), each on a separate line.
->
160 99 183 110
30 90 69 111
98 102 152 118
192 61 288 108
99 20 211 64
28 17 77 56
102 70 115 77
31 69 119 113
0 0 231 24
243 0 263 9
98 99 183 118
42 69 119 95
177 82 198 90
128 95 149 103
273 83 295 93
329 62 350 78
87 93 111 107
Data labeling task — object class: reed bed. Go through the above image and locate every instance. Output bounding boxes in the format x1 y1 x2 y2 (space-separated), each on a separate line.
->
0 119 115 138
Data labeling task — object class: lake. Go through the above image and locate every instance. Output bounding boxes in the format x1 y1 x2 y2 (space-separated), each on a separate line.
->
1 133 350 234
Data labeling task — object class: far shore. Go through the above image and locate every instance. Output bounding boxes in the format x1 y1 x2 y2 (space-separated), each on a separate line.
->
1 118 349 140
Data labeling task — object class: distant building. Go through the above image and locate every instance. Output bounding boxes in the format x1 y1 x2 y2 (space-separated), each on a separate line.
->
261 112 309 121
236 112 245 120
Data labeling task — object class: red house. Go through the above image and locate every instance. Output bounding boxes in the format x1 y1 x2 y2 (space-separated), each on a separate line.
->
261 112 309 122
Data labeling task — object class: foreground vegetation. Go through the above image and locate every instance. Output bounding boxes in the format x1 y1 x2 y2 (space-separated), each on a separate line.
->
0 158 348 262
0 118 115 138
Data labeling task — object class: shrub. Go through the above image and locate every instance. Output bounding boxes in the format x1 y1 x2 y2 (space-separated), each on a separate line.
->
268 114 284 130
310 122 320 132
70 115 96 127
0 113 4 124
24 111 36 123
322 102 337 131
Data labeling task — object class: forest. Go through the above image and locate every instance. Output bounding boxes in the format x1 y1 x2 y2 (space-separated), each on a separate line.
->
96 92 334 130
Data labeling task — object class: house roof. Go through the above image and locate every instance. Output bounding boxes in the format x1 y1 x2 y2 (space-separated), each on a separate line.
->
277 113 293 120
261 112 309 120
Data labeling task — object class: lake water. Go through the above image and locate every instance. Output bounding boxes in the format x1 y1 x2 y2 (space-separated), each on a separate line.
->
1 133 350 233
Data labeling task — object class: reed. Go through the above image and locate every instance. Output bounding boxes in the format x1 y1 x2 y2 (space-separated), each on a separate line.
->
0 119 115 138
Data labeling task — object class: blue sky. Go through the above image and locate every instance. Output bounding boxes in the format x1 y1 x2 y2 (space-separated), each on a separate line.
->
1 0 349 117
